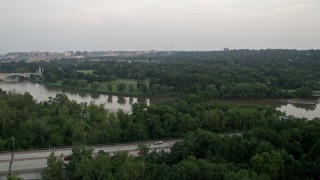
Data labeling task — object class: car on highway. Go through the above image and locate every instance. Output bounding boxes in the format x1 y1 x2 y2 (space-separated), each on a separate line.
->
64 156 71 161
154 141 163 145
138 150 145 155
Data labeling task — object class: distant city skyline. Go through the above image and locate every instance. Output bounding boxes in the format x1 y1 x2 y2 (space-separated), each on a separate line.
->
1 0 319 52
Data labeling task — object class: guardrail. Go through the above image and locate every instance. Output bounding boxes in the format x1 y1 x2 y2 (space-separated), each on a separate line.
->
0 146 172 176
0 138 181 155
0 168 45 175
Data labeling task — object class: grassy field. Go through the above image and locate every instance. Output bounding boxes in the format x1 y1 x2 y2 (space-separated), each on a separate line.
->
36 78 152 96
76 70 94 74
99 78 150 95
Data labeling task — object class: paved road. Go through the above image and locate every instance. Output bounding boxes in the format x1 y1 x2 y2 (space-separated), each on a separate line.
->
0 139 180 177
0 133 241 179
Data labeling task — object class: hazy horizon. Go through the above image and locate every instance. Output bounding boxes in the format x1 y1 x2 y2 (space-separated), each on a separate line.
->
1 0 320 52
2 48 320 55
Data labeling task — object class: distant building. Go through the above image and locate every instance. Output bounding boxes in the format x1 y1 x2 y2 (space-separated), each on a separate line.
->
74 51 82 56
91 51 107 57
6 52 29 59
83 51 89 57
64 51 73 57
224 48 230 52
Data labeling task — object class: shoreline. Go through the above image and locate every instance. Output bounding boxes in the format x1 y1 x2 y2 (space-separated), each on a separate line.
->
29 79 157 98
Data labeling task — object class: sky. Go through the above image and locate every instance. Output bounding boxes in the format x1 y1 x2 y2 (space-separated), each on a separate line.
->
0 0 320 52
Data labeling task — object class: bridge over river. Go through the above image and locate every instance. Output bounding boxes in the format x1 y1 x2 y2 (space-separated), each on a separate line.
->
0 73 42 81
313 91 320 97
0 67 43 81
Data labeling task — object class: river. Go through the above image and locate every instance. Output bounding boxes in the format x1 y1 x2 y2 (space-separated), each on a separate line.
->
223 99 320 119
0 80 149 113
0 80 319 119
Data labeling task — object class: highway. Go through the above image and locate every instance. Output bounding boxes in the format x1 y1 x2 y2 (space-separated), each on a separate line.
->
0 139 180 179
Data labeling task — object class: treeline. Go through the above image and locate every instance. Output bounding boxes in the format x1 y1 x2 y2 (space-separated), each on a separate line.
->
1 49 320 98
0 89 280 150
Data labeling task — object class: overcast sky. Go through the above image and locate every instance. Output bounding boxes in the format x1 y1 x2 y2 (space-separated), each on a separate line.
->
0 0 319 52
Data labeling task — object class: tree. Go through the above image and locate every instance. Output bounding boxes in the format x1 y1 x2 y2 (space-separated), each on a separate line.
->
250 151 285 179
107 84 113 92
117 83 127 92
113 152 145 180
7 175 23 180
137 81 148 94
295 87 313 98
67 146 92 172
74 154 113 180
129 84 134 92
91 82 100 91
0 137 5 151
137 143 150 156
45 73 58 83
202 110 223 132
0 100 10 137
48 133 64 147
78 80 88 88
41 152 64 180
206 84 219 98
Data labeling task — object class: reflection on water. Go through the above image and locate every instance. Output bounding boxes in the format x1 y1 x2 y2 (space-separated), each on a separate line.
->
223 99 320 119
107 95 113 103
278 104 320 119
137 97 148 104
291 103 316 111
90 93 100 99
117 96 126 105
0 80 149 113
129 97 134 105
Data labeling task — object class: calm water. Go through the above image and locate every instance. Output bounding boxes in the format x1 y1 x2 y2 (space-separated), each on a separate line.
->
223 99 320 120
0 80 149 113
0 80 319 119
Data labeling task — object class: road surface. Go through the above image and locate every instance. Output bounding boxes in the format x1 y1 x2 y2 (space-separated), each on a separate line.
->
0 139 180 179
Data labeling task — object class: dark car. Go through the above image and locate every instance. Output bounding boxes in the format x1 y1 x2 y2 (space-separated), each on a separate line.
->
64 156 71 161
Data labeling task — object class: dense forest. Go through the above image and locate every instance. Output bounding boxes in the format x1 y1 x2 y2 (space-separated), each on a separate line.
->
1 49 320 179
0 90 319 179
1 49 320 98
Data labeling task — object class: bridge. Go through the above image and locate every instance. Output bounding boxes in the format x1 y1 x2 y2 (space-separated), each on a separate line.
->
0 67 43 81
313 91 320 97
0 73 41 81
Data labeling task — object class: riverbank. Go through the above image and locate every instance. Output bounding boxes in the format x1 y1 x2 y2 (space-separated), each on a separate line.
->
278 98 320 105
30 78 156 97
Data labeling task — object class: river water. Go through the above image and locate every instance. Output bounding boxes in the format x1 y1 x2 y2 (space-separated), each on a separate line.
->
0 80 149 113
0 80 319 119
223 99 320 119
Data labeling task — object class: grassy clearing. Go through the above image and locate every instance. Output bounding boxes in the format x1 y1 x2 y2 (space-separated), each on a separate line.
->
100 78 150 95
36 78 151 96
108 78 149 85
76 70 94 74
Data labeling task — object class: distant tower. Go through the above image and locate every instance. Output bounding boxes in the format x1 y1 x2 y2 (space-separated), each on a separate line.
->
38 67 44 76
167 44 173 55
